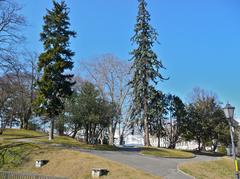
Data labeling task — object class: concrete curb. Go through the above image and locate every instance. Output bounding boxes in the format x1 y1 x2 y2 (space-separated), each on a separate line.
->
177 165 195 179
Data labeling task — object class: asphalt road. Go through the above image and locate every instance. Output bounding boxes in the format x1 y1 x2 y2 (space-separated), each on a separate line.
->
75 147 220 179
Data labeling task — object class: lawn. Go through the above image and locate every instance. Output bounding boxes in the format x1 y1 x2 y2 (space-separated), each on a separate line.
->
141 147 195 158
0 142 40 170
36 136 118 151
1 129 47 140
13 148 161 179
179 157 234 179
0 129 162 178
1 129 117 151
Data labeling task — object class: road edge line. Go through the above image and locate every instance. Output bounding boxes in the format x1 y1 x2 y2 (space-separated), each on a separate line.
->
177 165 195 179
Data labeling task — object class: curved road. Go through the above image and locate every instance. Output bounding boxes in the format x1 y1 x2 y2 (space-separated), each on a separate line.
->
74 147 220 179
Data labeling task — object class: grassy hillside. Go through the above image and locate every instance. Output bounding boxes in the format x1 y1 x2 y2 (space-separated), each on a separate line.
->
0 142 40 170
179 157 234 179
36 136 118 151
1 129 46 140
15 147 161 179
1 129 117 151
0 129 162 179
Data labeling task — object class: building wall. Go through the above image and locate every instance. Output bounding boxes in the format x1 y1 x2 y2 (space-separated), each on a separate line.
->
114 131 199 150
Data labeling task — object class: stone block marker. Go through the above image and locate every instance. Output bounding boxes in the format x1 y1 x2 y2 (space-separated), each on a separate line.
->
92 168 109 178
35 160 49 168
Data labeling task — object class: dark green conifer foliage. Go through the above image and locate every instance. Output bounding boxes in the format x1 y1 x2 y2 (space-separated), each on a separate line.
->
35 0 76 140
130 0 167 146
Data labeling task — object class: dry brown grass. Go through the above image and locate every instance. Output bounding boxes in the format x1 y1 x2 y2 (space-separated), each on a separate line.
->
15 147 161 179
141 147 195 158
179 157 234 179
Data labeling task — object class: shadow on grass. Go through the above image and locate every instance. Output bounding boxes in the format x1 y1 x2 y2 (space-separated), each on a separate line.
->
118 146 142 152
140 147 196 159
0 142 41 169
3 135 48 140
190 150 225 157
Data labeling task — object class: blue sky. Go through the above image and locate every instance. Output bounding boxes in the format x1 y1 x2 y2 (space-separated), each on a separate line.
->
19 0 240 117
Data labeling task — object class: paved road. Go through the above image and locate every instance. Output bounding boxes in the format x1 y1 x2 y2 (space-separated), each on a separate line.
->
73 147 220 179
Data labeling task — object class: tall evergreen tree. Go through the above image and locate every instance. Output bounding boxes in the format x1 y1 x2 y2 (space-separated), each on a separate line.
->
130 0 167 146
35 0 76 140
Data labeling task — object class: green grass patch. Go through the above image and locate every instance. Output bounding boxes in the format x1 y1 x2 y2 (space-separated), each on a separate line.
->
179 157 234 179
0 143 40 170
141 147 195 158
36 136 118 151
1 129 117 151
1 129 46 140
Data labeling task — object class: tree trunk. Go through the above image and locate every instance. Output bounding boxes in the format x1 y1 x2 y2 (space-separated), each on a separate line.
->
58 128 64 136
157 135 160 148
168 136 177 149
120 134 124 145
89 124 92 144
119 120 127 146
49 119 54 140
197 139 201 151
85 124 89 144
170 110 173 147
212 144 218 152
57 119 64 136
22 121 28 129
100 138 103 145
20 119 23 129
22 116 29 130
168 143 176 149
23 107 31 129
71 126 78 139
144 96 150 146
109 124 114 145
144 117 150 146
0 118 5 135
100 130 104 145
72 131 77 139
201 142 206 151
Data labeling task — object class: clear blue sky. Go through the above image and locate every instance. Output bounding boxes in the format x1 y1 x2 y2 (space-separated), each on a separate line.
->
20 0 240 118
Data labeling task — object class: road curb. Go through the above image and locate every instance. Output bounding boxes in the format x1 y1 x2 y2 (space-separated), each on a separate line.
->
177 165 195 179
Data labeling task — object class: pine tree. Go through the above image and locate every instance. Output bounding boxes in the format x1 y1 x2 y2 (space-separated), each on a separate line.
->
130 0 167 146
35 0 76 140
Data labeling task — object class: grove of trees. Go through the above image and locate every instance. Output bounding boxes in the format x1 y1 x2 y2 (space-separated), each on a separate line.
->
0 0 235 152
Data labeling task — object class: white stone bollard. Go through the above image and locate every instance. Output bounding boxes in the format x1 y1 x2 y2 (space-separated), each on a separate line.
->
35 160 49 168
92 168 109 178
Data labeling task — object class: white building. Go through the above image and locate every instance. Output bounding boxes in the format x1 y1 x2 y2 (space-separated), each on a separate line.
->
114 128 199 150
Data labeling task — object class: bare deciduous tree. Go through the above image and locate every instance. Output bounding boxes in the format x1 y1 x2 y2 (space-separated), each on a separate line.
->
0 0 26 134
0 0 25 47
0 52 38 133
0 0 25 68
81 54 131 145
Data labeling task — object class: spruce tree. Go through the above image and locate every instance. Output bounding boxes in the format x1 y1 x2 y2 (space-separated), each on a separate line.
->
130 0 167 146
35 0 76 140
